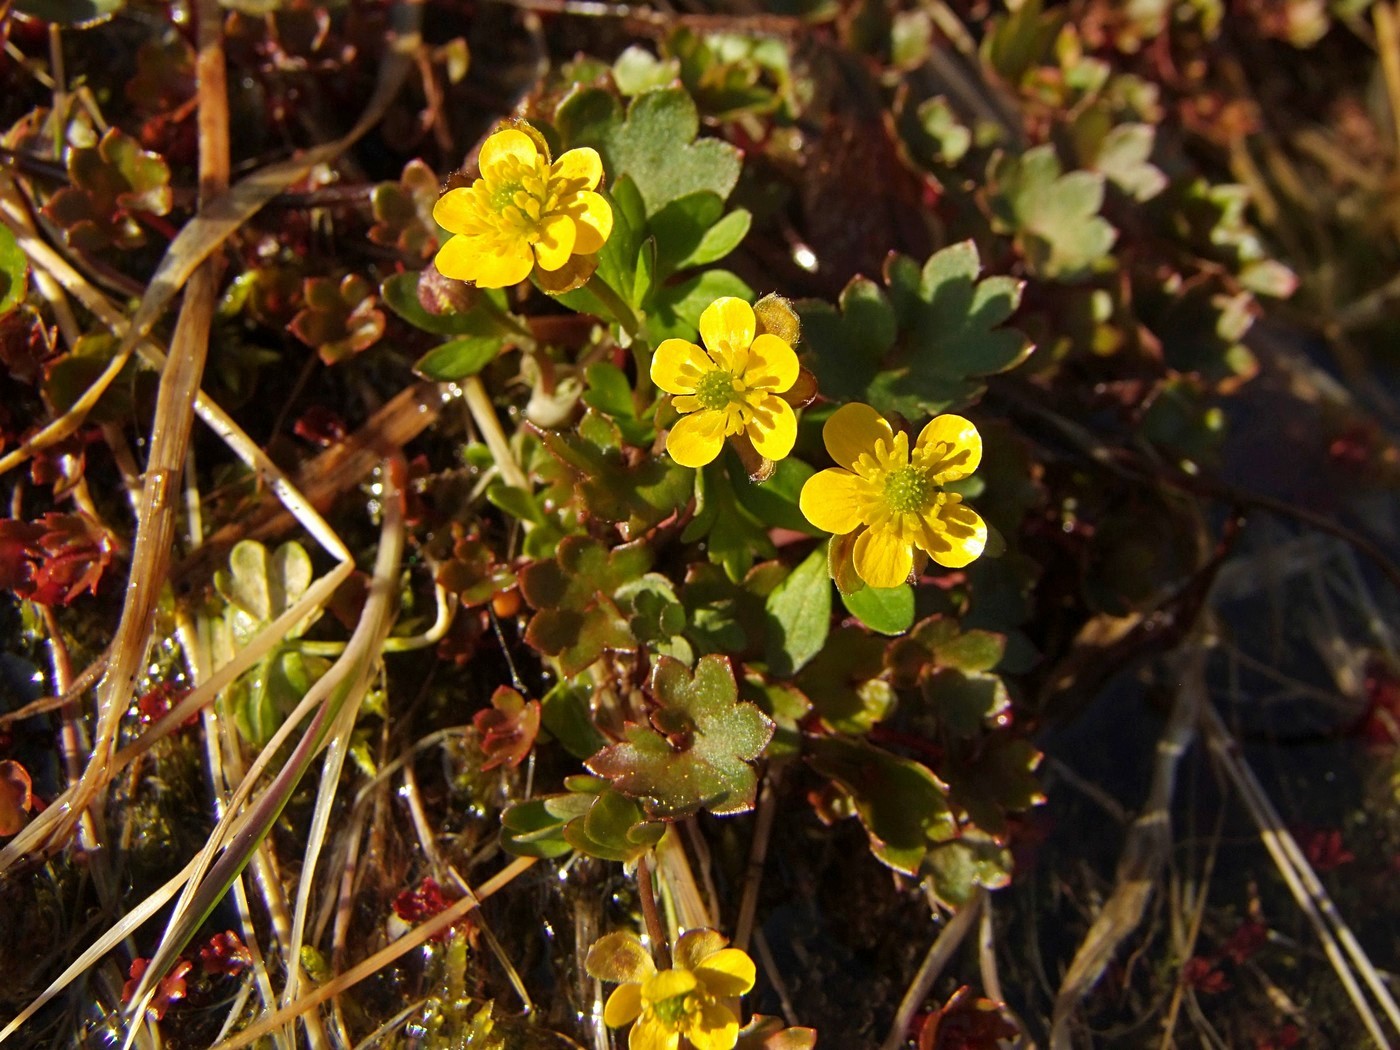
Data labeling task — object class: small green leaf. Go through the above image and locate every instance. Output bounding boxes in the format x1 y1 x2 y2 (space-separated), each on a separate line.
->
557 86 743 216
412 335 502 381
807 736 955 875
841 584 915 636
733 458 820 536
381 271 517 337
988 144 1117 282
944 736 1044 837
0 226 27 318
682 455 776 580
925 668 1010 737
801 242 1031 417
649 268 755 343
763 548 831 678
540 682 610 760
520 536 654 675
796 627 895 734
924 831 1013 908
586 654 775 818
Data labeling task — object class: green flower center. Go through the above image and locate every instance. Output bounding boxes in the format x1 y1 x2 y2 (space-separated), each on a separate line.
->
651 992 692 1027
695 368 738 411
883 465 935 514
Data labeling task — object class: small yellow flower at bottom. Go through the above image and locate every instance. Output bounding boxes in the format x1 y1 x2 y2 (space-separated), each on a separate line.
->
589 929 756 1050
651 297 799 468
799 403 987 589
432 126 613 289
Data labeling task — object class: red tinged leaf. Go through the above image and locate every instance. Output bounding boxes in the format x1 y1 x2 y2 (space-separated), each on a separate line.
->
474 687 542 770
0 512 113 606
122 958 192 1021
198 931 252 977
0 760 34 836
1181 956 1231 994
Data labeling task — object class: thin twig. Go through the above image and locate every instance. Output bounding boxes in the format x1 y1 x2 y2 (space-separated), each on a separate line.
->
881 891 986 1050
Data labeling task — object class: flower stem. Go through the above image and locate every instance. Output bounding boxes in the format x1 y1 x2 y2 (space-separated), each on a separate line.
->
584 272 641 341
636 853 672 970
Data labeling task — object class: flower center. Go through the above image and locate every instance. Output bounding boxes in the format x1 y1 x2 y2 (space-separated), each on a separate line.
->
694 368 739 411
883 465 935 514
651 992 692 1027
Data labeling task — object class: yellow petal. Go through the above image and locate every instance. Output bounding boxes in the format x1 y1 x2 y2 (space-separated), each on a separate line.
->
674 930 729 972
552 146 603 190
533 213 577 271
799 469 865 535
854 527 914 588
746 394 796 462
744 333 799 392
666 410 728 468
694 949 756 997
651 339 711 395
924 501 987 568
699 297 756 356
432 187 480 236
479 127 538 177
432 234 478 282
565 190 613 255
603 984 644 1028
643 969 699 1001
916 413 982 481
630 1018 681 1050
686 1000 740 1050
458 238 535 288
823 403 893 471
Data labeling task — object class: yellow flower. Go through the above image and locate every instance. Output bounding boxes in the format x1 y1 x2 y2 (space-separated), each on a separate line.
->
651 297 799 468
588 929 756 1050
799 403 987 588
432 126 613 289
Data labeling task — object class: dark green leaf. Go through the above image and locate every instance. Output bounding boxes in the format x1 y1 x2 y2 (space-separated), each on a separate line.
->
0 225 27 318
763 548 831 678
556 86 743 216
412 335 502 381
587 654 775 818
649 268 754 343
841 584 915 636
924 832 1013 907
807 736 955 875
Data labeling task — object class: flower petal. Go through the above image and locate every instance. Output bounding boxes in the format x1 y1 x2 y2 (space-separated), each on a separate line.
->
686 1000 740 1050
916 413 982 481
587 930 658 984
479 128 538 177
823 402 893 471
603 984 644 1027
694 949 756 997
446 236 533 288
665 410 728 467
746 394 796 462
924 501 987 568
564 190 613 255
533 213 577 271
651 339 711 395
551 146 603 190
744 333 799 392
799 469 865 535
699 297 756 357
643 969 699 1001
630 1018 681 1050
854 527 914 589
674 930 730 972
432 234 483 282
432 187 481 236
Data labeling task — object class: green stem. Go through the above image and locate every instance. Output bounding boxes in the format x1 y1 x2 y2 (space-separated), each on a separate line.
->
584 272 641 341
636 853 672 971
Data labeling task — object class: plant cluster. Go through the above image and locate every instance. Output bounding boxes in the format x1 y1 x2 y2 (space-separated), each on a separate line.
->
1 0 1399 1047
